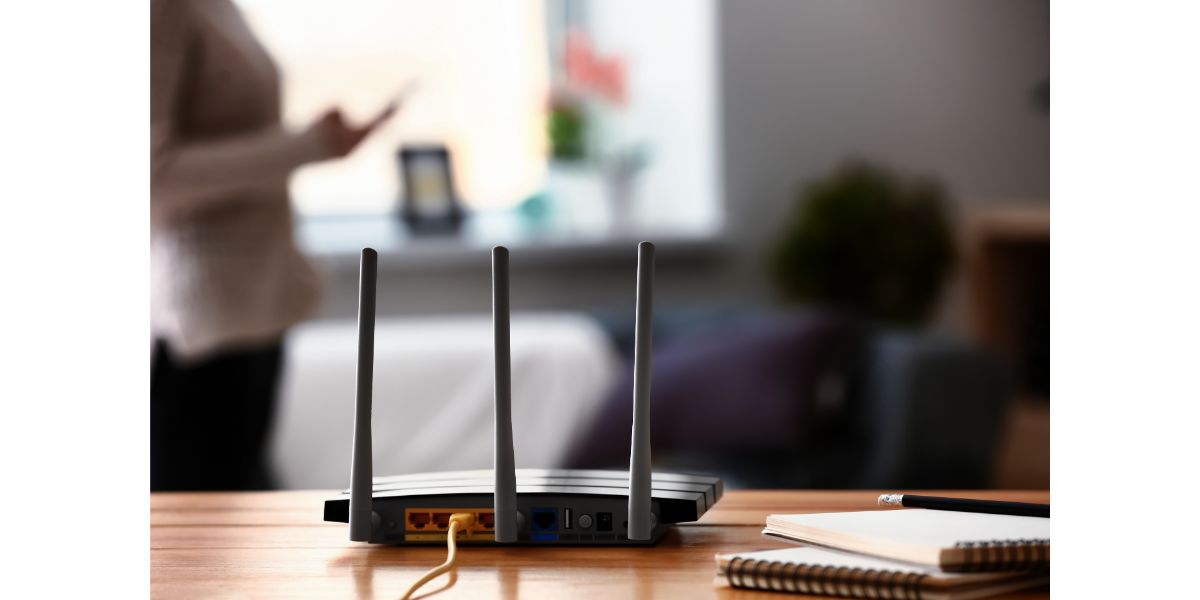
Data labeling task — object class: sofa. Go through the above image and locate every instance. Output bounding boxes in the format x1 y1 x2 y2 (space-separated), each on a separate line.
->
271 308 1009 490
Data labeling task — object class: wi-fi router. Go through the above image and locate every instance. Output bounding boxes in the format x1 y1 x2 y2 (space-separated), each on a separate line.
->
323 242 723 545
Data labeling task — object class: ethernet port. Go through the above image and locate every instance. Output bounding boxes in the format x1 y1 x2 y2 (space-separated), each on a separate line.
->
478 512 495 529
407 512 431 530
531 508 558 532
432 513 451 529
596 512 613 532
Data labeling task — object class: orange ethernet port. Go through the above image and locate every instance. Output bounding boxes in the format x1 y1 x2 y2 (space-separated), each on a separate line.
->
432 512 451 529
406 512 431 530
407 508 495 532
478 512 495 529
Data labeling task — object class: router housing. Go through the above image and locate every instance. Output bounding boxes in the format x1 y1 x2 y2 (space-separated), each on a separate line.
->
326 243 723 545
323 469 723 544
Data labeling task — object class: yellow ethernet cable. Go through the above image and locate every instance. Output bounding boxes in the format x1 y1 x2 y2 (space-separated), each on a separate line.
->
400 512 476 600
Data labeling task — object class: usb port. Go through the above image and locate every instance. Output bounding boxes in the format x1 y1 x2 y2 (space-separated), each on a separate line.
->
564 508 573 530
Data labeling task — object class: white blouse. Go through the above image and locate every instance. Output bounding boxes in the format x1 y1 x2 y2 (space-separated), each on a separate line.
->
151 0 329 361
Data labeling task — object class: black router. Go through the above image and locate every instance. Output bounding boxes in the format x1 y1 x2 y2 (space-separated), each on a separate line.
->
323 242 723 545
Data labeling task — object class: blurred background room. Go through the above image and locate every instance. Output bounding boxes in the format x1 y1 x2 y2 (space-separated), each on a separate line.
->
152 0 1048 492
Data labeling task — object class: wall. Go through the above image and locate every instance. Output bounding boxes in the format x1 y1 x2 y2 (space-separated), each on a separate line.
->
717 0 1050 330
311 0 1049 325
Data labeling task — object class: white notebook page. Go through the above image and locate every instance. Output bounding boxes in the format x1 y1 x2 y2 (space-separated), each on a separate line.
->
768 509 1049 549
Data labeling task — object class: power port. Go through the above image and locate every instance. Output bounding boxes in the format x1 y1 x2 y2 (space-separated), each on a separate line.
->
596 512 613 532
531 508 558 531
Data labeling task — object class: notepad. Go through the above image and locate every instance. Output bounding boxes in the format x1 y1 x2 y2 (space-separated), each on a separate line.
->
763 509 1050 572
715 547 1049 600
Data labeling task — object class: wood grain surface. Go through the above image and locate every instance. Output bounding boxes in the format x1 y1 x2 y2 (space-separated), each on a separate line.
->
151 489 1050 599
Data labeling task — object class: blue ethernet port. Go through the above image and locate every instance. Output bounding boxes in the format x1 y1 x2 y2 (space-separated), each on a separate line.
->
530 508 558 532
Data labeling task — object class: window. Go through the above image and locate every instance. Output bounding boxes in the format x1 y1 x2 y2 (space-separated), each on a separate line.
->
238 0 720 236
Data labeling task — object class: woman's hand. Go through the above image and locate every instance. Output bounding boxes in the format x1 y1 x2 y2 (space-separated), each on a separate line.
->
310 106 393 159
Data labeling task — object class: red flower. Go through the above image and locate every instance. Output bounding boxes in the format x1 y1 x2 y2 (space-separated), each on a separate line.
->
564 29 627 106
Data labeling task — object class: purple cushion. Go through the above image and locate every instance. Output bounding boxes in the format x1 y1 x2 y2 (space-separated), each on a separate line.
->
567 312 858 467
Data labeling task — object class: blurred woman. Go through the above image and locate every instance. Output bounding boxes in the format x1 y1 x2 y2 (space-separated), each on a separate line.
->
150 0 388 490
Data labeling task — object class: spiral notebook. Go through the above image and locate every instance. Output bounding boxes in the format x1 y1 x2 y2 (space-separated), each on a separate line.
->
763 509 1050 572
716 547 1049 600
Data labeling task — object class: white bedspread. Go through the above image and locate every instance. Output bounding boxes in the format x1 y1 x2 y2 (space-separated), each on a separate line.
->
270 313 621 489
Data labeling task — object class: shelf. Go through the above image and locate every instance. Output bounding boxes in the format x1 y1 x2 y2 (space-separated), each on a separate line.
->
297 212 727 271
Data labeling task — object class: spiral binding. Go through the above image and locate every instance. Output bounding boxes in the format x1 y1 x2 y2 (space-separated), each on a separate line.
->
725 557 928 599
950 538 1050 572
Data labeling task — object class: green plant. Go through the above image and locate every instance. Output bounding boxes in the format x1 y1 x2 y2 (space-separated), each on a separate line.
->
548 98 586 161
771 161 956 325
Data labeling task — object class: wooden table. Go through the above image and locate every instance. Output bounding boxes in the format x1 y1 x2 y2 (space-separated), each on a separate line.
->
151 490 1050 598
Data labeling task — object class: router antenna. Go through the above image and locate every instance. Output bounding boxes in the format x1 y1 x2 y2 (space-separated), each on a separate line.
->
492 246 519 543
349 248 378 542
627 241 655 540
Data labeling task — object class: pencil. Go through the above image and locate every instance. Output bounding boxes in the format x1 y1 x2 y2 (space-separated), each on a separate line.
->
877 494 1050 518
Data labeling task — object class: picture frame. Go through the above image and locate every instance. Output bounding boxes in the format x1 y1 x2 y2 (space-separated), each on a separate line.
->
397 144 465 232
